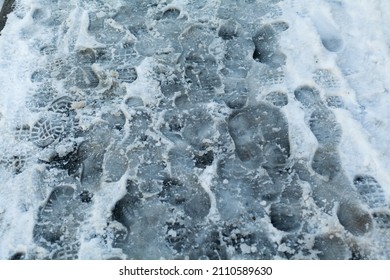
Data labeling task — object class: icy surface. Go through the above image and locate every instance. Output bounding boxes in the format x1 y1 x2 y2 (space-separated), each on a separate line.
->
0 0 389 260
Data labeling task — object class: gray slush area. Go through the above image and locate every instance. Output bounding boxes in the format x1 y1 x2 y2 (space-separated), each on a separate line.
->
0 0 389 260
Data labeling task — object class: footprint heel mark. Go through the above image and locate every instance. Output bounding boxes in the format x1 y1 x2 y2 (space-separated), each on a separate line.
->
32 8 46 22
269 202 302 232
223 82 248 109
103 147 128 182
313 234 351 260
337 201 373 236
294 85 322 108
311 10 344 52
252 24 286 68
181 109 215 150
228 103 290 169
270 21 289 33
311 147 342 180
218 20 240 40
9 252 25 260
353 175 386 209
158 177 211 221
309 109 342 146
222 37 254 79
111 180 144 248
253 103 290 169
228 110 264 168
33 186 76 245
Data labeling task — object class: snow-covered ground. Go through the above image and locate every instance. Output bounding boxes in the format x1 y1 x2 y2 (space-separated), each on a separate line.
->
0 0 389 260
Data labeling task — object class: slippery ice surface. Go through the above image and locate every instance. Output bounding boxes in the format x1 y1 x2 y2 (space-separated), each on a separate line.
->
0 0 389 260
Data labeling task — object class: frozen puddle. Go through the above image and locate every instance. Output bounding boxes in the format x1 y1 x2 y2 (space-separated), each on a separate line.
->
0 0 389 260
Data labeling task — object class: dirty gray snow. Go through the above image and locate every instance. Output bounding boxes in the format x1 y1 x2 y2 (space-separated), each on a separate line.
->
0 0 390 260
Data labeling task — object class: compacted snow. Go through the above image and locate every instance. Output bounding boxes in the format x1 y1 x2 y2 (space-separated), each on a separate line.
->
0 0 389 260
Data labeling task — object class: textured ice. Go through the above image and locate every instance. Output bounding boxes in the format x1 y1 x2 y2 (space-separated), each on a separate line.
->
0 0 390 260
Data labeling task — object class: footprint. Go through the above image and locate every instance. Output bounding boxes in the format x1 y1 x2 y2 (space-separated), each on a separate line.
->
159 177 211 220
228 103 290 169
223 83 248 109
269 202 302 232
294 85 322 108
309 108 342 146
33 186 77 245
52 242 80 260
8 252 25 260
47 58 67 79
71 66 99 89
48 96 73 116
161 8 181 20
189 228 227 260
125 96 144 108
103 147 128 183
228 110 265 167
337 201 373 236
31 7 46 22
372 211 390 229
259 69 285 86
326 96 344 109
112 180 143 230
113 44 138 65
181 109 215 150
222 37 254 78
218 20 240 40
252 24 286 68
116 67 137 84
26 84 58 112
40 45 58 57
311 10 344 52
76 48 96 64
311 147 342 180
165 219 191 254
265 91 288 107
354 175 386 209
313 234 351 260
14 124 30 141
30 115 65 147
1 153 27 175
101 110 126 131
184 53 221 97
313 69 341 89
270 21 289 33
193 150 214 169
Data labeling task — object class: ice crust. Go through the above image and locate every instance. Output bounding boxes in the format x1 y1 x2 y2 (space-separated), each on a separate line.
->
0 0 389 260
